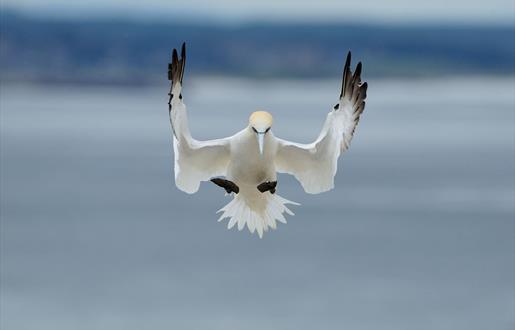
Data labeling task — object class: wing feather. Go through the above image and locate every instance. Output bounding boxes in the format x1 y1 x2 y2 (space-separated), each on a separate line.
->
275 51 367 194
168 43 230 194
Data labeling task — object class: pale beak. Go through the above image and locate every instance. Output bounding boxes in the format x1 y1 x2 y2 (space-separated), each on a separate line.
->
257 133 265 155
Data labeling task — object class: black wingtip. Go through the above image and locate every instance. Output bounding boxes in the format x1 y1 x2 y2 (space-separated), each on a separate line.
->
355 62 362 77
169 43 187 85
345 51 351 69
172 48 178 63
180 42 186 83
169 48 179 82
360 82 368 99
340 50 352 98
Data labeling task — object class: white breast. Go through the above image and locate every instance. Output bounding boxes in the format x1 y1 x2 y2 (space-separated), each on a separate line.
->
227 129 277 186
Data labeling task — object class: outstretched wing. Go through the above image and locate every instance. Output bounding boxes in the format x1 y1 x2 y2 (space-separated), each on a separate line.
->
168 43 230 194
275 52 368 194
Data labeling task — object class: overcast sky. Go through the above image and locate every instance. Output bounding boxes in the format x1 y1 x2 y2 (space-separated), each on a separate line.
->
3 0 515 24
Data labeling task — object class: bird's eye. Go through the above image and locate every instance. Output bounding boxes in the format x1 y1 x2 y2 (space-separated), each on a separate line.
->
265 127 271 133
252 127 258 133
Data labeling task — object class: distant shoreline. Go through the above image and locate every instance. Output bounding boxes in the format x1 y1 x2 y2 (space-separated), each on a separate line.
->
2 9 514 83
2 74 514 88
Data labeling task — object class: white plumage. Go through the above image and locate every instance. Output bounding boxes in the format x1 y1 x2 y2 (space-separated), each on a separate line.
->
167 43 368 238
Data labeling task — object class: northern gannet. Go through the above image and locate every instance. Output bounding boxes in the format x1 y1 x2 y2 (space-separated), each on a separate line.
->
167 43 368 238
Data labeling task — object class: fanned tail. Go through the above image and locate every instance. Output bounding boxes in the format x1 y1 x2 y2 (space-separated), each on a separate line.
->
217 193 299 238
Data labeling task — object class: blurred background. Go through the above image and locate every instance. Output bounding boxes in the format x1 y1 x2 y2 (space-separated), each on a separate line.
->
1 1 514 329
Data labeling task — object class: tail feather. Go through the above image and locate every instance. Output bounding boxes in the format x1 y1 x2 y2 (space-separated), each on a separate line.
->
217 193 299 238
227 214 238 230
264 209 277 230
255 212 263 238
237 205 246 231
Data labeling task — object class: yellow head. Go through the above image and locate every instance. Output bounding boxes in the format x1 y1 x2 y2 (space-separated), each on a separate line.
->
249 111 273 155
249 111 273 133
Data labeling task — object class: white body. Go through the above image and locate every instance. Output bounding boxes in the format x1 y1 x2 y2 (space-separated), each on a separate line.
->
227 128 277 188
218 129 298 238
227 129 279 216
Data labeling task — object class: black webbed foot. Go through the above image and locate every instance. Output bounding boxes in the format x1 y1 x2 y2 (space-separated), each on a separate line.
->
211 178 239 194
257 181 277 194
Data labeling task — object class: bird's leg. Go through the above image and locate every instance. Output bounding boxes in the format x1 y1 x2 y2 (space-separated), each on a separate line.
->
210 178 240 194
257 181 277 194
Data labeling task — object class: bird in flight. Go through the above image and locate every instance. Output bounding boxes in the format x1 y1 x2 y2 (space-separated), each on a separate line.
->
167 43 368 238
